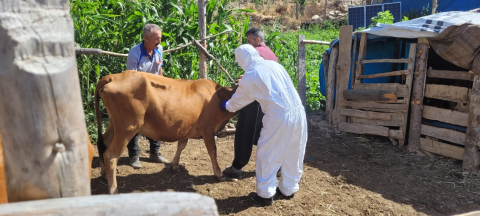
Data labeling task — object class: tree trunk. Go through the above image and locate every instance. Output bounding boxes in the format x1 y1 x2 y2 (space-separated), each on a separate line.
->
297 35 307 109
296 2 300 20
198 0 208 79
432 0 438 14
0 0 90 202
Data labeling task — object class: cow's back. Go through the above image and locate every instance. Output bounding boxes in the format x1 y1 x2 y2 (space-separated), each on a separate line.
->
99 71 225 142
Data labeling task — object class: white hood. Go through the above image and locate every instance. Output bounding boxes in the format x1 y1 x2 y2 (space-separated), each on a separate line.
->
234 44 264 71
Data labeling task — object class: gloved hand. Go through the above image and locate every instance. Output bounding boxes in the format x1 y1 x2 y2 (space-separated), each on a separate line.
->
221 100 228 111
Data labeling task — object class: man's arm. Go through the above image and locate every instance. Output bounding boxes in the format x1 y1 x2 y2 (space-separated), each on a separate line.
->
225 75 256 112
159 67 163 76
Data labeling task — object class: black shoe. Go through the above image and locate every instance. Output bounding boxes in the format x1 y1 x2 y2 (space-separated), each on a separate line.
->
223 166 243 179
248 192 273 206
275 187 294 200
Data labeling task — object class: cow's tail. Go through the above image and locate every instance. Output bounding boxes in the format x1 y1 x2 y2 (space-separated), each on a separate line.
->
95 77 111 164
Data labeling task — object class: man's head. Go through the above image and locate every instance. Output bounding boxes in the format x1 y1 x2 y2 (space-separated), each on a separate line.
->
245 27 265 47
143 24 162 51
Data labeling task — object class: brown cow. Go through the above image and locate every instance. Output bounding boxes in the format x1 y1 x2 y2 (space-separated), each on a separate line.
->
0 133 94 203
95 70 237 194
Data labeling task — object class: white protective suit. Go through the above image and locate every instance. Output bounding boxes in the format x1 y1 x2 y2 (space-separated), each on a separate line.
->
225 44 308 198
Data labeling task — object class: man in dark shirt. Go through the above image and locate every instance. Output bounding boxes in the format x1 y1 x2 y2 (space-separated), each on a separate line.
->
223 27 279 179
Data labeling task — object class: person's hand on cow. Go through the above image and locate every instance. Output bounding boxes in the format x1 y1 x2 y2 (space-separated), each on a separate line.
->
221 100 228 111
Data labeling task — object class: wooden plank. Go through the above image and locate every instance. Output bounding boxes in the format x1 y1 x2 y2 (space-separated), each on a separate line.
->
351 115 404 126
463 75 480 169
421 124 466 145
356 70 407 79
399 43 418 146
340 101 406 110
297 35 307 109
198 0 207 78
351 33 358 89
325 46 339 124
422 105 469 127
0 192 219 216
343 89 397 102
354 33 367 85
427 68 474 81
333 25 353 127
340 109 393 121
355 83 409 97
300 39 330 45
0 0 90 201
425 84 469 103
338 122 403 139
361 59 412 64
420 138 464 160
408 40 429 151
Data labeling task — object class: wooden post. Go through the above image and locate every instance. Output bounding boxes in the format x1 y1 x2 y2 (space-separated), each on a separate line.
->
333 25 353 127
297 35 307 109
0 192 219 215
399 43 418 146
351 33 358 89
326 46 339 124
198 0 208 79
463 75 480 169
355 33 368 85
0 0 90 201
324 0 328 21
296 2 300 20
432 0 438 14
408 38 429 151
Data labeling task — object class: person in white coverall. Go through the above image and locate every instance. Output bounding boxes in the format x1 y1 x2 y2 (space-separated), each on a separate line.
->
221 44 308 206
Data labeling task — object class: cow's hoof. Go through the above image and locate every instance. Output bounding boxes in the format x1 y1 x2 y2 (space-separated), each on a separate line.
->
216 176 227 182
171 167 181 173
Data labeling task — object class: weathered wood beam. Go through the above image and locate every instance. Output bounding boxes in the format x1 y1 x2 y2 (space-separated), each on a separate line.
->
408 39 429 151
354 83 409 97
333 25 353 127
399 43 418 146
338 122 403 139
360 59 412 64
356 70 407 79
425 84 470 104
422 105 469 127
340 101 406 110
325 46 339 125
351 33 359 89
421 124 466 146
297 35 307 109
343 89 397 102
463 75 480 169
340 109 393 121
300 40 330 45
420 138 464 160
0 192 219 215
0 0 90 201
427 68 474 81
192 40 235 86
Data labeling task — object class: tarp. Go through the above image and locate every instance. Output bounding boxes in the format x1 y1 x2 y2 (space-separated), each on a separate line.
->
430 23 480 74
360 11 480 38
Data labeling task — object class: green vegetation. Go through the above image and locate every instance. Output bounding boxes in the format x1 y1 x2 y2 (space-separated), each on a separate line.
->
70 0 339 141
370 11 394 26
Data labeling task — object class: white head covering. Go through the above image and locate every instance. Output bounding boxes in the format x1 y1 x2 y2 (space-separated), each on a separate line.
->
234 44 264 71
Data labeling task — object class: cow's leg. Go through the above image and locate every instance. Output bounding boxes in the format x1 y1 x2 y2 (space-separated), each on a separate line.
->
100 119 115 178
171 139 188 173
104 131 137 194
202 134 226 182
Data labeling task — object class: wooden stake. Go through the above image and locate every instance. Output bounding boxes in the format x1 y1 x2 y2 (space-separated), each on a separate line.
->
351 33 358 89
198 0 207 79
0 0 90 201
408 39 429 151
355 33 368 84
192 40 236 86
333 25 353 127
297 35 307 109
325 46 339 124
463 75 480 169
398 43 418 146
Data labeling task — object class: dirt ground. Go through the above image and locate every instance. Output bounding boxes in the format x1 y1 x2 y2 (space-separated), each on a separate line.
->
91 113 480 215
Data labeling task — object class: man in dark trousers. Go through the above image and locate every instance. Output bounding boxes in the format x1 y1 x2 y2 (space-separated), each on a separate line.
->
223 27 279 179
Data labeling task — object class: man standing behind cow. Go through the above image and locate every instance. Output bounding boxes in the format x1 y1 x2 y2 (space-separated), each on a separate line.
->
223 27 279 179
125 24 168 168
221 44 308 206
